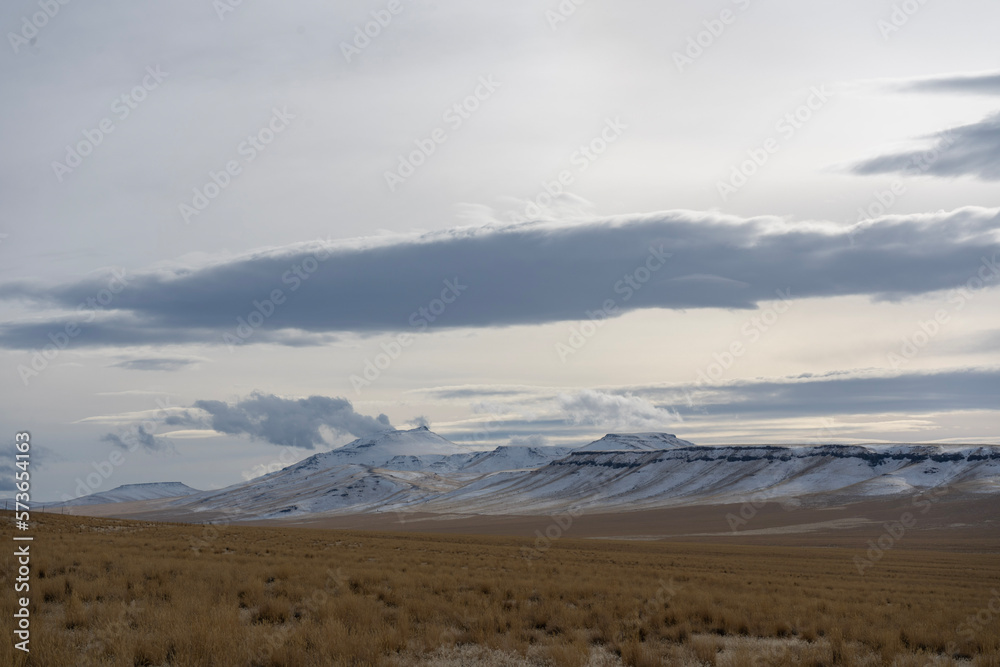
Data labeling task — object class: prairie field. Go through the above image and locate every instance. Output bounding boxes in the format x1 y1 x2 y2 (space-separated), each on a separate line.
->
2 512 999 667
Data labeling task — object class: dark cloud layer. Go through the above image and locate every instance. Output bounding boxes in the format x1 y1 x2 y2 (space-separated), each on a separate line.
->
112 357 199 371
422 368 1000 443
649 367 1000 418
166 392 392 449
427 368 1000 422
899 72 1000 96
852 113 1000 181
853 72 1000 181
0 463 14 492
1 209 998 348
101 424 168 452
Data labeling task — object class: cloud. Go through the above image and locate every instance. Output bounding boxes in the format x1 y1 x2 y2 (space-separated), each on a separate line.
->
168 392 393 449
422 386 537 400
559 390 681 430
0 208 998 349
508 434 548 447
111 357 200 371
100 424 169 452
898 72 1000 96
643 367 1000 418
852 72 1000 181
0 463 14 492
379 369 1000 447
852 113 1000 181
423 367 1000 437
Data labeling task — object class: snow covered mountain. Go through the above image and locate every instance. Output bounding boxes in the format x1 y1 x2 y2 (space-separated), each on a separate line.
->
460 445 575 473
81 430 1000 521
54 482 201 506
573 433 695 452
399 444 1000 515
289 426 480 470
154 428 468 518
181 462 415 518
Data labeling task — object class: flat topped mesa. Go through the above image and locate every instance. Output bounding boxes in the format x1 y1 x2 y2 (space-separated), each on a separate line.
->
572 433 696 453
58 482 201 506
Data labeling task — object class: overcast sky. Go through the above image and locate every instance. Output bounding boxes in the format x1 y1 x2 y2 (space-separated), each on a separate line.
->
1 0 998 500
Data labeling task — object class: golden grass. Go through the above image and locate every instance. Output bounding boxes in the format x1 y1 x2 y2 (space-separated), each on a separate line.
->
2 512 998 666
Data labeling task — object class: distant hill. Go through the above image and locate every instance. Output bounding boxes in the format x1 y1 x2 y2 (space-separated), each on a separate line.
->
50 430 1000 522
54 482 201 506
573 432 695 452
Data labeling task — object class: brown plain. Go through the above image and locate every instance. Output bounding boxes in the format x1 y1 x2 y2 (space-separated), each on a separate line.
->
3 509 999 667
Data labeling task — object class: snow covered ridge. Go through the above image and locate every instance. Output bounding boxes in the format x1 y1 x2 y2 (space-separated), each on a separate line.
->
54 430 1000 518
464 443 1000 514
52 482 202 507
461 445 575 472
285 428 692 474
287 426 479 471
557 444 1000 468
572 432 695 452
205 437 1000 519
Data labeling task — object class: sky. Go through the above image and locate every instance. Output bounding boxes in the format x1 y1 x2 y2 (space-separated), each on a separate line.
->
1 0 998 500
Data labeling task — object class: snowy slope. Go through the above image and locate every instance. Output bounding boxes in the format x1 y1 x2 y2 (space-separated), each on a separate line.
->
181 464 415 518
289 426 483 470
170 427 484 518
58 482 201 506
157 434 1000 520
381 452 479 472
397 444 1000 515
573 433 695 452
461 446 575 473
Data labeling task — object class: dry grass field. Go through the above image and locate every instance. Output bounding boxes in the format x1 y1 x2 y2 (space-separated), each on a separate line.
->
2 512 999 666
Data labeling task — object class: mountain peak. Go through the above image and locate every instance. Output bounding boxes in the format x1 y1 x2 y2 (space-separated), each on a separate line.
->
460 444 574 472
573 432 696 453
290 427 481 471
